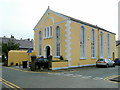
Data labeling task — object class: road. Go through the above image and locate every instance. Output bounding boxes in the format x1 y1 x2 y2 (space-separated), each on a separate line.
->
1 65 120 89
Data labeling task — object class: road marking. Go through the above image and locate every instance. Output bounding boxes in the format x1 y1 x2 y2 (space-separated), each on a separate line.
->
2 78 20 88
63 74 74 76
104 75 120 83
2 82 15 89
1 78 24 90
93 77 103 80
81 76 92 79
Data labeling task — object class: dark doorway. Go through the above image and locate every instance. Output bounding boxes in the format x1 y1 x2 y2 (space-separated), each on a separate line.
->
113 52 115 60
46 46 50 58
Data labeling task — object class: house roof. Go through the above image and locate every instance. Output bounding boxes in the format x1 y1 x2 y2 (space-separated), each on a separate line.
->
50 9 116 35
34 7 116 35
1 37 33 49
116 40 120 46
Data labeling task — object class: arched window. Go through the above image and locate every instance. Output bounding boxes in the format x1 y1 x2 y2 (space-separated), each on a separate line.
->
44 28 46 38
80 26 86 59
38 31 42 56
50 26 52 37
107 33 111 58
100 31 104 58
91 29 96 58
55 26 60 56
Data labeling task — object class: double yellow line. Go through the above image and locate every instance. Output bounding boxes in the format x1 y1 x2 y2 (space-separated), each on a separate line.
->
104 75 120 83
1 78 23 90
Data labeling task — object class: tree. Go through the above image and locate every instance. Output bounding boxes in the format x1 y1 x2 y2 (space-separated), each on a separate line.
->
2 41 19 60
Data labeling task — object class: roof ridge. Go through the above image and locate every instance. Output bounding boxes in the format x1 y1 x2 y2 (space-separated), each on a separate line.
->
49 9 116 35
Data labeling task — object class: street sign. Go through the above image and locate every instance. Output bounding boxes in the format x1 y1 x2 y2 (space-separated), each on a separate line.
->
27 49 32 53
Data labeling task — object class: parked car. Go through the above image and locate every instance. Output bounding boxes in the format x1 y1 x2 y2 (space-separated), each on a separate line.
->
114 58 120 65
96 58 115 68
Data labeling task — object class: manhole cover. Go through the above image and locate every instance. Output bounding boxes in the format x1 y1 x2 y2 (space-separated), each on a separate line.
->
109 76 120 82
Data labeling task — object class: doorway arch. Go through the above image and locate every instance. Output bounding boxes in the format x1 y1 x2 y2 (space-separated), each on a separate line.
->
44 45 51 58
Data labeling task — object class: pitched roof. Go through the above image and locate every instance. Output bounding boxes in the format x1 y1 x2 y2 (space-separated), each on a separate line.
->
34 8 116 35
116 40 120 46
1 37 33 49
50 9 116 35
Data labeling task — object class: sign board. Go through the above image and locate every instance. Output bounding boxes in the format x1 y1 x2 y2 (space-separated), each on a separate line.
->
27 49 32 53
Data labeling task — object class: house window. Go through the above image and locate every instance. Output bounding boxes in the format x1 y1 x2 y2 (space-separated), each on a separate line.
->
107 33 111 58
47 27 49 38
91 29 96 58
80 26 86 59
38 31 42 56
44 28 46 38
100 31 104 58
55 26 60 56
44 26 52 38
50 26 52 37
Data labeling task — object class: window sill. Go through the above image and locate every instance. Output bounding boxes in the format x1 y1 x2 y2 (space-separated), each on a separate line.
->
38 55 42 57
108 57 111 59
80 58 86 60
91 57 96 59
54 56 60 58
99 57 104 59
43 36 53 39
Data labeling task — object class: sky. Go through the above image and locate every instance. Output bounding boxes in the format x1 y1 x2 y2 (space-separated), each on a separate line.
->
0 0 119 40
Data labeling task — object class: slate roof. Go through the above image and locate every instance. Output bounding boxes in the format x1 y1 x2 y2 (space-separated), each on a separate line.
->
0 37 33 49
116 40 120 46
50 9 116 35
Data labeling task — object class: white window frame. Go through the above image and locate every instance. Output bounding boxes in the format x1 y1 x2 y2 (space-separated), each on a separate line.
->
50 26 52 37
44 26 53 39
91 29 96 59
47 27 49 38
54 26 60 57
44 28 47 38
38 31 42 56
80 26 86 59
100 31 104 58
107 33 111 58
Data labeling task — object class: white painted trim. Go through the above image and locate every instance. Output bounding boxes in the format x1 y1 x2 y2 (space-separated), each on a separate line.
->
91 57 96 59
38 31 42 56
91 28 96 58
54 26 61 57
80 58 86 59
54 19 68 25
80 25 86 59
107 33 111 58
52 64 96 70
44 44 52 58
54 56 60 58
65 20 72 66
99 31 104 58
34 27 42 31
43 16 54 25
49 9 68 19
52 67 68 70
69 64 96 68
33 8 50 30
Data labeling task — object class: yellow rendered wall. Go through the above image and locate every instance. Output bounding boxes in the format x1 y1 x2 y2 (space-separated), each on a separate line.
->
70 21 116 66
8 50 36 66
34 11 67 61
117 45 120 58
52 62 68 68
34 10 116 68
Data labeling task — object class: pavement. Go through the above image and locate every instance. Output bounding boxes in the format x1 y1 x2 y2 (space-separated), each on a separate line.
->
8 65 89 73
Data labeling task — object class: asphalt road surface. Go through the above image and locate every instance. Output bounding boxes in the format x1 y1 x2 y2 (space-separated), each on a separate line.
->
1 65 120 89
